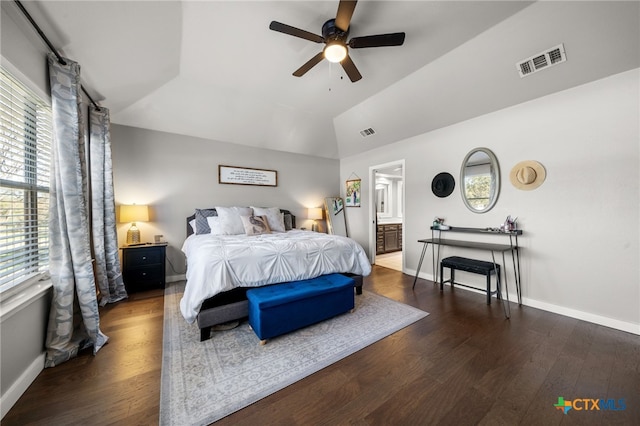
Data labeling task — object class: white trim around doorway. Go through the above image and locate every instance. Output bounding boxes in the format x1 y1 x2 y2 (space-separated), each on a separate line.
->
369 159 405 270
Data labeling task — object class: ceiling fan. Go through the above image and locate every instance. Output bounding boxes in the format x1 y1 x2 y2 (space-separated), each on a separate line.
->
269 0 405 82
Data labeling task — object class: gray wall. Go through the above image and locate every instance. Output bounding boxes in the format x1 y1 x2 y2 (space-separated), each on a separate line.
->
0 285 50 418
340 69 640 333
110 124 340 279
1 4 53 416
1 2 48 96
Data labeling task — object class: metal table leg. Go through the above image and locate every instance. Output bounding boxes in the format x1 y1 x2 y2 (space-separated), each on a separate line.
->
492 251 510 319
412 242 429 289
509 234 522 306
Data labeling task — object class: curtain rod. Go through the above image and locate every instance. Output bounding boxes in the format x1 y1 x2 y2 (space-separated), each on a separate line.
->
13 0 101 111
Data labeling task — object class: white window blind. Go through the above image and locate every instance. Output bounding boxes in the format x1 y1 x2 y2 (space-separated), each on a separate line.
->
0 67 52 292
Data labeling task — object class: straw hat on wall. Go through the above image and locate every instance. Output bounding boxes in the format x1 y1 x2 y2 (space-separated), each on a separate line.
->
510 160 546 190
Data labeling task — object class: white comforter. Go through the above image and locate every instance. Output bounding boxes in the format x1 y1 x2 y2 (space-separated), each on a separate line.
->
180 230 372 323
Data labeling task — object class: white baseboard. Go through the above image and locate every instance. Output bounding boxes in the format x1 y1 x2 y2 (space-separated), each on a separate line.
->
166 274 185 283
521 297 640 335
1 353 44 420
406 268 640 335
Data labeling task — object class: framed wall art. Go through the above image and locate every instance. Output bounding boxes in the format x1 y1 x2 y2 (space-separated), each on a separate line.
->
345 178 361 207
218 165 277 187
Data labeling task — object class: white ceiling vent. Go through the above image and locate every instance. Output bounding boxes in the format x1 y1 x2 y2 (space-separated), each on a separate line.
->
517 43 566 78
360 127 376 138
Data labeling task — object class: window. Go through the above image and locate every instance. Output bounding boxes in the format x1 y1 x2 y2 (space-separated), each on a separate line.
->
0 66 52 293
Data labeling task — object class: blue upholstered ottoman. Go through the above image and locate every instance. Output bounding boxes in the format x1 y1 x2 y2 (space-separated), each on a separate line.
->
247 274 355 344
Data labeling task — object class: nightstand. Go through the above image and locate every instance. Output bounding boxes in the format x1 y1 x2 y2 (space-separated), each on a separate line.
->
121 243 167 293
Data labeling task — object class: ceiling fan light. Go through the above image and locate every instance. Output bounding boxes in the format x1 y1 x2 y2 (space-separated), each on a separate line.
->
324 42 347 63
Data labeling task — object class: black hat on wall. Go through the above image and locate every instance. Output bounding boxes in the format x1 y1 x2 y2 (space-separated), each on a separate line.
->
431 172 455 198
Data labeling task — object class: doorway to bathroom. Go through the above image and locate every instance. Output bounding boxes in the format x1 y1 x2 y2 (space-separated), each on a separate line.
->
369 160 404 272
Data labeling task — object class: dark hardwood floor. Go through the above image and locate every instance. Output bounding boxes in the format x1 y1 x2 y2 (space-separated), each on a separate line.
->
4 266 639 425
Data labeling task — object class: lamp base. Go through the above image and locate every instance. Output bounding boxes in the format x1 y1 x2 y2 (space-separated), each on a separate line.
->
127 224 141 245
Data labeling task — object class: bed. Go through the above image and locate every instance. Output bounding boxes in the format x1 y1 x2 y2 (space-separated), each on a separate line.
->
182 207 372 341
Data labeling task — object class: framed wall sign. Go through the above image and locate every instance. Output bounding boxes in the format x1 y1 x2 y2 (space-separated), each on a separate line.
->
218 165 278 187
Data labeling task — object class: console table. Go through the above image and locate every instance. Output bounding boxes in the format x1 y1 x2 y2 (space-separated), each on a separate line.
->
412 226 523 318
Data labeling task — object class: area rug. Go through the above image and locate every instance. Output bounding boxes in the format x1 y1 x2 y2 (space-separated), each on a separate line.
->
160 281 428 425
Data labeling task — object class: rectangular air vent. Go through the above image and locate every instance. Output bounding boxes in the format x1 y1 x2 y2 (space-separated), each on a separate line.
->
517 44 566 78
359 127 376 137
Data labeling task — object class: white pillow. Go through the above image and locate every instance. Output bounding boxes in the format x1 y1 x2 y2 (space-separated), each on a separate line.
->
206 216 230 235
215 206 253 235
251 206 286 232
189 219 197 234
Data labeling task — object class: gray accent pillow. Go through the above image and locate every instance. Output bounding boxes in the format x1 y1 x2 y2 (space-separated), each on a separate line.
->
283 213 293 231
195 208 217 234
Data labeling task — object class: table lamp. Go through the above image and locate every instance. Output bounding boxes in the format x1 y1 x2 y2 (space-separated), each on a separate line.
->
120 204 149 245
308 207 323 232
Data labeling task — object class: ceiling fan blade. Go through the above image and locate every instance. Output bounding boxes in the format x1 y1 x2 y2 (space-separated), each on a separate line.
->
269 21 324 43
340 54 362 82
335 0 357 32
349 32 406 49
293 52 325 77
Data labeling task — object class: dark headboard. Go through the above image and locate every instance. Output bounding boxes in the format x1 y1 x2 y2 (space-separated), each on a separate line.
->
187 208 296 236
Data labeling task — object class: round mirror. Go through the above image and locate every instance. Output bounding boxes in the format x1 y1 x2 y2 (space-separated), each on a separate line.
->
460 148 500 213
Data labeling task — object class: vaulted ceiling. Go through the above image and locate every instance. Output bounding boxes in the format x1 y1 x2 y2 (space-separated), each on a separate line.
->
15 1 640 159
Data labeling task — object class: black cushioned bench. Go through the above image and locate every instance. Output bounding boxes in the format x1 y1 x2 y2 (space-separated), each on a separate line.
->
440 256 501 305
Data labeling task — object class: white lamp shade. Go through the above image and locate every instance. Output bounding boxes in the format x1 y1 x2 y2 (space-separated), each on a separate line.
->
308 207 323 220
119 204 149 223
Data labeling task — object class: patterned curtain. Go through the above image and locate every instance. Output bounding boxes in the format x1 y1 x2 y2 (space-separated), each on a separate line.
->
45 54 108 367
90 106 127 305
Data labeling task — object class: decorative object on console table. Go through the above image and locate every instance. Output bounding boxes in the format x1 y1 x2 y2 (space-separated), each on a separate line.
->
502 215 518 232
121 243 167 293
308 207 323 232
119 204 149 245
432 217 449 230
